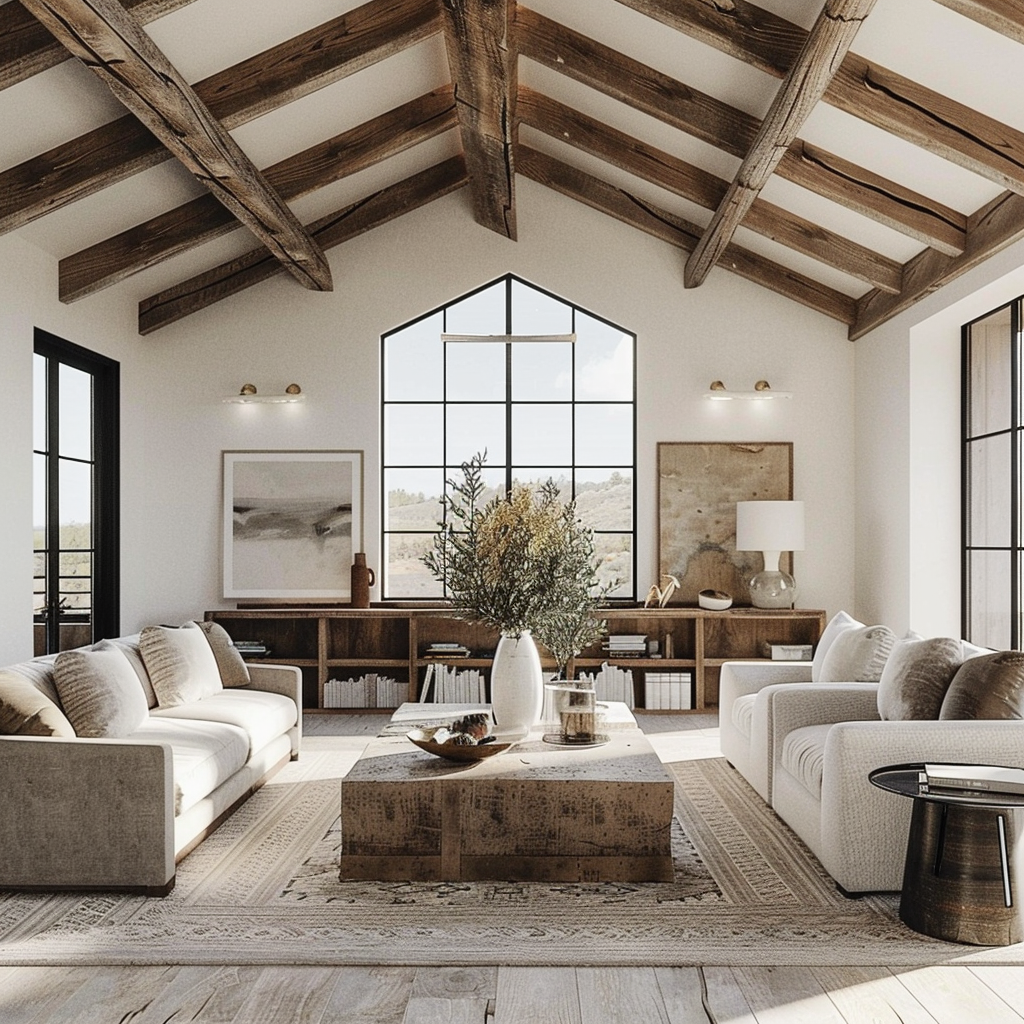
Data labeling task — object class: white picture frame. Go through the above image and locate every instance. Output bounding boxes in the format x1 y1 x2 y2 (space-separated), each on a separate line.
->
223 450 364 600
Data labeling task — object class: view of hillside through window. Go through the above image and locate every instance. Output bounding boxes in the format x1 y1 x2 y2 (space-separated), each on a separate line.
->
381 275 636 600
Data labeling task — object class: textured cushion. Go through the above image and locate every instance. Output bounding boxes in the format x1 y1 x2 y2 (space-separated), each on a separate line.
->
940 651 1024 720
129 717 249 815
780 724 832 799
731 693 756 740
152 690 296 757
104 636 158 708
876 635 964 721
194 620 251 688
811 611 862 682
140 622 224 708
818 624 896 683
0 667 76 737
52 644 149 738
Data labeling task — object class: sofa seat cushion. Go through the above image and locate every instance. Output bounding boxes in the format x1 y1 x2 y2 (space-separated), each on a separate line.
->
130 717 249 815
731 693 756 740
780 724 832 799
151 690 297 758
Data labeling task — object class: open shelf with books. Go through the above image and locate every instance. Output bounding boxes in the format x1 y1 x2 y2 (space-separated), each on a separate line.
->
205 605 825 713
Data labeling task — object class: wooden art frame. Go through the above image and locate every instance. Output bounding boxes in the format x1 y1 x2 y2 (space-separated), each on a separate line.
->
657 442 793 605
223 450 364 600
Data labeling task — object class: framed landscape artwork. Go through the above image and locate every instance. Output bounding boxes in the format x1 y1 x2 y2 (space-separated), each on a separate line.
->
223 450 364 600
657 442 793 605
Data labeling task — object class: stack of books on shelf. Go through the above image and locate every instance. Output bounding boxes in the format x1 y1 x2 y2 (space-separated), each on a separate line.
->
231 639 270 658
603 634 648 658
419 663 487 703
423 642 472 659
919 763 1024 796
323 674 409 709
644 671 693 710
576 664 635 708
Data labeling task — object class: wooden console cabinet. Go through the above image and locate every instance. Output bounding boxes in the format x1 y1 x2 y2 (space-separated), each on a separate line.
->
204 606 825 713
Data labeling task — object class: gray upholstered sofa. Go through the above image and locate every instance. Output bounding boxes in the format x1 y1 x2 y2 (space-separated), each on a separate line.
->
720 612 1019 894
0 623 300 895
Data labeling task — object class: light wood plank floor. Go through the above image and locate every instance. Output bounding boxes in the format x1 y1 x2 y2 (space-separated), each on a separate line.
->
4 713 1024 1023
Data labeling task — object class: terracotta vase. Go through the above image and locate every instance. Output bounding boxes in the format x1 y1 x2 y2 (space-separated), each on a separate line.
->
490 630 543 735
350 553 374 609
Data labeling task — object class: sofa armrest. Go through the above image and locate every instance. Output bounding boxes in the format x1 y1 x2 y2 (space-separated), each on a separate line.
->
770 682 880 743
0 735 174 893
820 719 1024 892
246 663 302 756
719 661 814 704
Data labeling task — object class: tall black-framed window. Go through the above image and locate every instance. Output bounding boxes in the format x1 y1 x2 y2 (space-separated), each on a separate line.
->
381 273 636 600
33 329 120 655
963 298 1020 649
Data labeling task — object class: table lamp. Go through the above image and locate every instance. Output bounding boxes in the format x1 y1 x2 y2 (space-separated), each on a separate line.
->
735 500 805 608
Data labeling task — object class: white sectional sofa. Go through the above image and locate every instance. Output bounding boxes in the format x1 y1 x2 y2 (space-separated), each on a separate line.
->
0 622 300 895
719 613 1024 895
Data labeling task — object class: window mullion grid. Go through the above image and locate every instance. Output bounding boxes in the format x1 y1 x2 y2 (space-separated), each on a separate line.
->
45 356 60 650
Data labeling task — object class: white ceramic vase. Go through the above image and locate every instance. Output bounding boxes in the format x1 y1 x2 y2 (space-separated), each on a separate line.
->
490 630 543 735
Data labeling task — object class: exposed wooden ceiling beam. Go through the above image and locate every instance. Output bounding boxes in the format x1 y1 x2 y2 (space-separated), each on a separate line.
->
930 0 1024 46
60 87 457 302
851 190 1024 339
684 0 877 289
615 0 1024 196
440 0 516 238
516 8 966 257
519 89 901 294
518 144 855 325
139 156 468 335
1 0 196 90
0 0 439 235
21 0 332 292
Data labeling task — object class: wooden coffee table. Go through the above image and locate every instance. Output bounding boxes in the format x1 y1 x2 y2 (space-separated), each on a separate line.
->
339 703 675 883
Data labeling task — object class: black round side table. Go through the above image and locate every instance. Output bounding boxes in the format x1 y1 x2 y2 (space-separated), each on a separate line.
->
869 764 1024 946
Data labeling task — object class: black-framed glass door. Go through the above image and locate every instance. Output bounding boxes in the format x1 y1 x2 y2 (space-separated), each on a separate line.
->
33 329 120 655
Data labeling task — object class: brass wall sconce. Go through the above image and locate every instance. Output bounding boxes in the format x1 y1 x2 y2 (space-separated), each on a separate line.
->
703 380 792 401
224 383 305 404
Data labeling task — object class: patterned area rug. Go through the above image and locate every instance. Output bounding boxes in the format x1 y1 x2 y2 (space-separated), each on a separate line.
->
1 745 1022 966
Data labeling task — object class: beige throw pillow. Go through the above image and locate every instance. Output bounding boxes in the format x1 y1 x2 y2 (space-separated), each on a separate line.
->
0 668 76 737
876 635 963 720
140 622 224 708
53 644 149 738
940 651 1024 720
194 620 251 688
811 611 862 682
818 624 896 683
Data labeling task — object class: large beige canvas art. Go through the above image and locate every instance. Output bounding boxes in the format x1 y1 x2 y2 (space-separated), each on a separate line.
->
658 442 793 605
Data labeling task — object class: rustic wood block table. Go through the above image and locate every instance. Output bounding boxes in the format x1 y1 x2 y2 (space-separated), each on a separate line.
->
339 703 675 883
870 763 1024 946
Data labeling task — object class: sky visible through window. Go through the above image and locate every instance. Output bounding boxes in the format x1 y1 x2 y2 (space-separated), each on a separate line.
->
382 275 636 600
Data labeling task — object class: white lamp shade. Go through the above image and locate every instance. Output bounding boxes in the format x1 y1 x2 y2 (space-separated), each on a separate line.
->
735 500 805 552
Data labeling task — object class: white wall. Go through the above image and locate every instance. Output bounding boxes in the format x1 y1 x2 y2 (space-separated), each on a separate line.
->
0 179 856 659
856 235 1024 637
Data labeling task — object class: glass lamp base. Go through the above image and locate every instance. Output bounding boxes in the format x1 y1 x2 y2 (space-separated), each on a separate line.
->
749 570 798 609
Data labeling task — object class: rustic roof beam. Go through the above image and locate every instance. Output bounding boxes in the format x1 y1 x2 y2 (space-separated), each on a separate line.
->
519 89 901 293
516 8 966 257
930 0 1024 46
851 190 1024 339
518 144 855 325
139 156 468 335
60 87 457 302
684 0 878 289
615 0 1024 196
0 0 440 235
21 0 331 291
440 0 516 238
1 0 196 90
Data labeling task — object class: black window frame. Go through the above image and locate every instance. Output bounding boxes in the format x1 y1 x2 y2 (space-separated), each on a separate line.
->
380 273 638 602
33 328 120 650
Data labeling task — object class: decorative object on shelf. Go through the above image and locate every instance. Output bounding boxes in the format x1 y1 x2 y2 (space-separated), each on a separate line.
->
222 449 363 600
644 573 680 608
703 380 792 400
223 383 306 404
735 500 805 609
658 441 793 605
422 453 609 733
698 589 733 611
350 552 375 609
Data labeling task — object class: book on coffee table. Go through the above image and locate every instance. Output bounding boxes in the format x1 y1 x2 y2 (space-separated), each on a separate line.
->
921 763 1024 796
